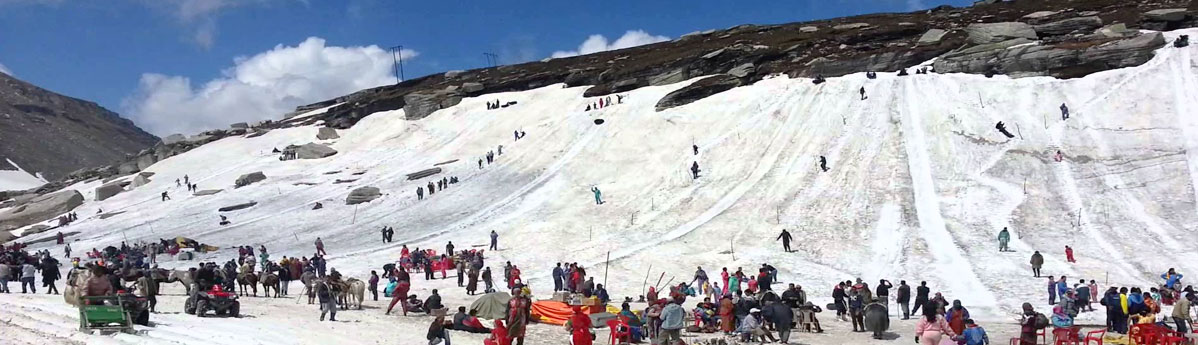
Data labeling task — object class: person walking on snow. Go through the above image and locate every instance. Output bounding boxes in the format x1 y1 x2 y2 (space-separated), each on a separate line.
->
1060 103 1069 121
912 281 930 315
897 280 912 320
590 186 603 205
777 229 793 252
998 228 1011 252
1065 246 1076 263
859 86 867 100
690 161 700 179
1047 276 1058 306
314 237 326 256
1030 251 1044 277
489 230 499 250
417 187 424 200
819 156 828 172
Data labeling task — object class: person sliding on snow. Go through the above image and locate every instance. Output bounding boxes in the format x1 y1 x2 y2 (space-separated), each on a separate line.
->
1054 150 1064 162
1065 246 1076 263
591 186 603 205
996 122 1015 138
777 229 793 252
819 156 828 172
161 191 170 201
997 228 1011 252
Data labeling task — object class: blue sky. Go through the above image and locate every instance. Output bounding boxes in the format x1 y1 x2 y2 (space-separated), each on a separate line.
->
0 0 972 135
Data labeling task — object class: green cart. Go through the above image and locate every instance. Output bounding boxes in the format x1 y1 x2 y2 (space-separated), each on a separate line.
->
78 295 135 333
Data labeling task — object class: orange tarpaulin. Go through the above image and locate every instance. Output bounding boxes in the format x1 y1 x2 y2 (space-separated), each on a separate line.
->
529 301 614 325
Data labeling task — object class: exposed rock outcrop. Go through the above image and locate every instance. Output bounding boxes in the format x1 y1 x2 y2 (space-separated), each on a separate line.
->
218 201 257 212
0 190 84 231
316 127 340 140
95 181 126 201
966 22 1038 44
295 143 338 159
934 32 1166 78
656 75 743 111
234 172 266 188
345 186 382 205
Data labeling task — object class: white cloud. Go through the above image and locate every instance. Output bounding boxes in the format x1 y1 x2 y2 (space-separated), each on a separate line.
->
550 30 669 58
121 37 418 136
0 62 11 76
906 0 927 10
141 0 291 49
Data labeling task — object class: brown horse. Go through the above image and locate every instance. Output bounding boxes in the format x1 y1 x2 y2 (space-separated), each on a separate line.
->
260 272 280 298
237 272 259 297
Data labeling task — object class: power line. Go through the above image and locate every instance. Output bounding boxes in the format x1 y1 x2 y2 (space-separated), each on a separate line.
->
483 52 498 67
390 45 404 84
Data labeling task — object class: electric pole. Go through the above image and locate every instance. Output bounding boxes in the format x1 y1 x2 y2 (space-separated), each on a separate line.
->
390 45 405 84
483 52 498 67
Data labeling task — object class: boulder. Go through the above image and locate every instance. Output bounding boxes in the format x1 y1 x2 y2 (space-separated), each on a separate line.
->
193 189 223 196
1144 9 1188 22
648 68 689 86
135 154 157 171
965 22 1037 44
1096 23 1137 38
218 201 258 212
403 91 450 120
229 122 249 129
1033 17 1103 36
161 134 187 145
444 70 464 79
833 23 870 30
934 32 1166 79
727 63 755 78
1021 11 1059 21
234 172 267 188
655 74 742 111
316 127 340 140
917 29 948 45
462 82 484 93
130 174 151 188
295 143 338 159
0 190 84 231
345 186 383 205
95 182 126 201
117 161 140 175
800 26 819 33
406 168 443 181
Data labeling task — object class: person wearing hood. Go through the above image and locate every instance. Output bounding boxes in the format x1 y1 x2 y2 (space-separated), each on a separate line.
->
945 300 970 336
568 305 593 345
658 298 686 344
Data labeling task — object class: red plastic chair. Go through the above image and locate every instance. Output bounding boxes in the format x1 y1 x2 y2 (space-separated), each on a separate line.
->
1052 327 1081 345
1084 329 1106 345
1130 324 1156 345
607 319 630 344
1158 331 1185 345
1038 328 1048 345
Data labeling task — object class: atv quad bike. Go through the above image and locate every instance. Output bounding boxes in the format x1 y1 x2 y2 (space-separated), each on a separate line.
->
184 284 240 317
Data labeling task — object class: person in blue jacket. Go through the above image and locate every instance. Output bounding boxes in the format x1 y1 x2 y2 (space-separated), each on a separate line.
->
1162 268 1183 289
1057 276 1069 298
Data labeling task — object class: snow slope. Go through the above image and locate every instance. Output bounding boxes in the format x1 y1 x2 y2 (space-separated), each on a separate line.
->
5 29 1198 344
0 158 47 191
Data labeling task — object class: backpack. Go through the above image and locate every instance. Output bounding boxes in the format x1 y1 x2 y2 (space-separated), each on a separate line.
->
1033 313 1050 329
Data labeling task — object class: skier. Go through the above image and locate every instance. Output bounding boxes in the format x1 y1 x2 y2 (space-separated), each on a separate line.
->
690 161 700 179
490 230 499 250
591 186 603 205
859 86 867 100
996 121 1015 138
1060 103 1069 121
1065 246 1076 263
997 228 1011 252
417 187 424 200
819 156 828 172
776 229 793 252
1030 251 1044 277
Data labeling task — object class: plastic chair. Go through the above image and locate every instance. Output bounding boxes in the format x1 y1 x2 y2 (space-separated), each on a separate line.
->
607 319 630 345
1038 328 1048 345
1158 330 1184 345
1084 329 1106 345
1052 327 1081 345
1130 324 1155 345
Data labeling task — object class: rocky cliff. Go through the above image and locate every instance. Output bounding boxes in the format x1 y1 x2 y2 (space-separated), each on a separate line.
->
0 71 158 182
288 0 1194 128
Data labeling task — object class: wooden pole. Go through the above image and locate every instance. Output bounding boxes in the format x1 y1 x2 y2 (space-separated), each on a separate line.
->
603 251 610 287
641 264 652 300
654 272 666 291
352 204 359 224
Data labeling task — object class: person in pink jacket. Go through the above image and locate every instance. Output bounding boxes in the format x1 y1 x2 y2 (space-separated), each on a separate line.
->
915 301 957 345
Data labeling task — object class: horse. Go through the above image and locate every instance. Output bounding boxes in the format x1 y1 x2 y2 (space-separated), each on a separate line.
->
260 272 280 298
63 268 92 307
340 278 366 310
237 272 259 297
165 269 195 295
300 271 318 304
